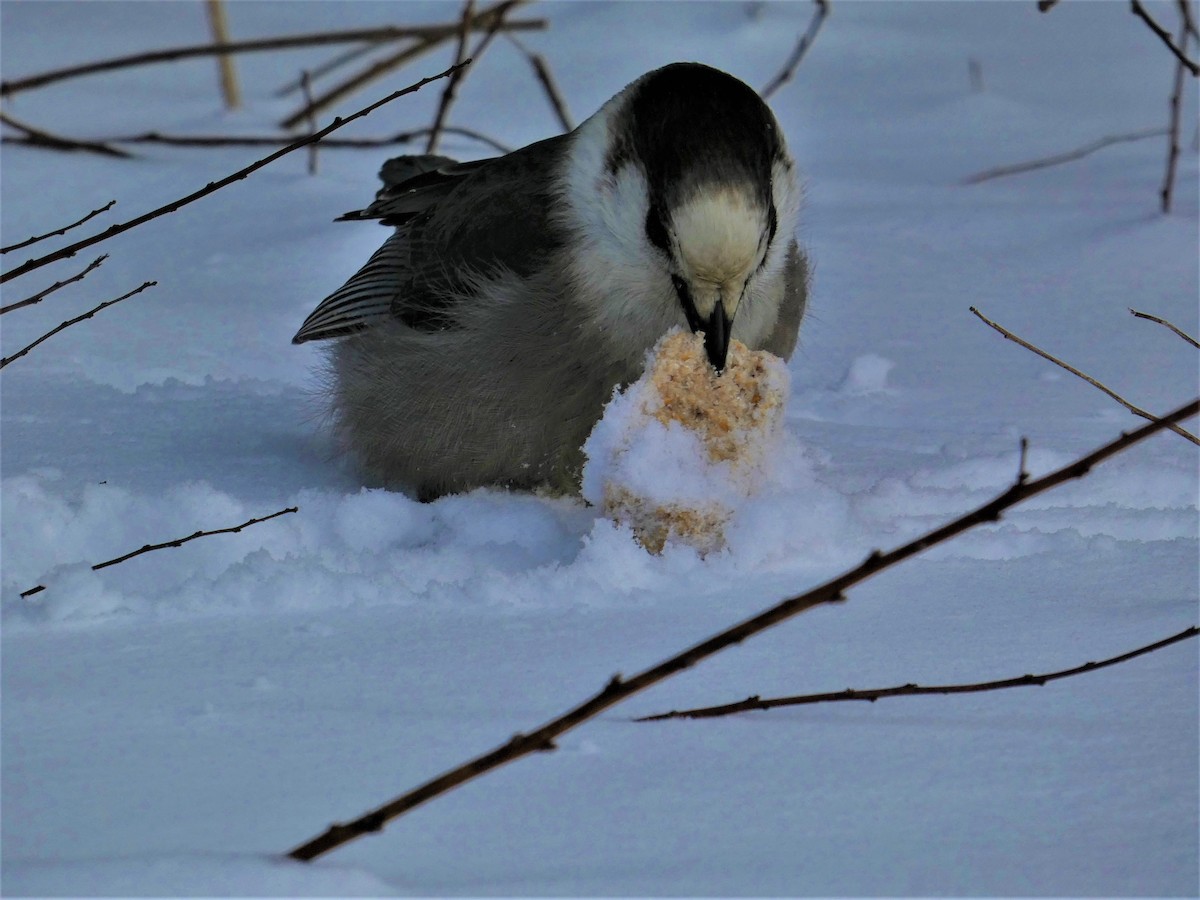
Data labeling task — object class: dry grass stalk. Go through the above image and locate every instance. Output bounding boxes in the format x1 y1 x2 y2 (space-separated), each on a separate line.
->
970 306 1199 445
24 127 512 154
1132 0 1200 75
1129 308 1200 348
205 0 241 110
284 398 1199 862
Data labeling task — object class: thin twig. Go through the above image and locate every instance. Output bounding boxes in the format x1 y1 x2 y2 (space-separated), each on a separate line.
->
301 70 319 175
205 0 241 110
760 0 830 100
4 127 512 154
962 128 1168 184
0 110 133 159
506 34 573 132
427 0 478 155
970 306 1200 445
0 280 156 370
1179 0 1200 41
19 506 299 599
278 0 520 130
0 19 545 97
0 255 107 316
274 43 382 97
1129 308 1200 347
0 62 465 286
1132 0 1200 75
1161 12 1190 212
0 202 115 255
635 627 1200 721
285 397 1200 862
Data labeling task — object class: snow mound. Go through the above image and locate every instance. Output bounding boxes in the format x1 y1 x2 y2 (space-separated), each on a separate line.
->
582 329 790 553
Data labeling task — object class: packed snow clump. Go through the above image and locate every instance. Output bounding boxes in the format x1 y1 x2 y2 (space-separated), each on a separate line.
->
582 329 789 554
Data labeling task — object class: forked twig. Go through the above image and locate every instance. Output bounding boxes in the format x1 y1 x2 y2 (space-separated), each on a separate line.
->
0 255 107 316
636 626 1200 720
1132 0 1200 75
1 202 115 256
1129 308 1200 347
0 19 544 97
19 506 299 599
0 280 156 370
962 128 1167 184
0 62 465 286
970 307 1199 445
285 398 1199 862
0 110 133 159
760 0 830 99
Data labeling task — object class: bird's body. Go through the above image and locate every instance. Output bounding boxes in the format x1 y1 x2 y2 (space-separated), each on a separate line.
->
294 63 809 500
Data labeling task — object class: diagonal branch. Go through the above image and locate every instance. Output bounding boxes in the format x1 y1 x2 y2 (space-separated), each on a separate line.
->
19 506 299 599
505 33 574 132
0 280 156 370
1131 0 1200 75
285 397 1199 862
0 110 133 159
760 0 830 99
0 62 465 286
962 128 1167 185
970 306 1199 445
0 255 107 316
636 626 1200 720
1129 308 1200 348
0 202 115 256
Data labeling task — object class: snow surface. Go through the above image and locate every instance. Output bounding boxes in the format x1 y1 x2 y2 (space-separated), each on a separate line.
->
2 1 1197 896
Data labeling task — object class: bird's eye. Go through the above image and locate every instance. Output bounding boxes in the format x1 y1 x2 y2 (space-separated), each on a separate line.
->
645 205 671 253
670 274 687 296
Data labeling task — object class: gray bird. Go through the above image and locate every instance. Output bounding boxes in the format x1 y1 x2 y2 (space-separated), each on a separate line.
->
293 62 809 500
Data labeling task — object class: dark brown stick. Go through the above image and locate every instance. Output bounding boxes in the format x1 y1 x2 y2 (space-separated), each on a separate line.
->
0 203 114 256
636 626 1200 720
426 0 478 155
962 128 1168 184
760 0 830 99
4 127 512 154
0 19 544 97
0 110 133 159
0 280 155 370
970 306 1200 445
285 398 1199 862
0 255 107 316
1161 14 1189 212
19 507 299 599
1132 0 1200 75
1179 0 1200 41
0 62 464 286
506 34 573 132
1129 308 1200 347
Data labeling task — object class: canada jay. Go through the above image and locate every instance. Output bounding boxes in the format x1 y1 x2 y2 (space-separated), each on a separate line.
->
294 62 808 500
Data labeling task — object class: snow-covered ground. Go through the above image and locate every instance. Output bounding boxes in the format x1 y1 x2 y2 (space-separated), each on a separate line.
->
2 1 1197 895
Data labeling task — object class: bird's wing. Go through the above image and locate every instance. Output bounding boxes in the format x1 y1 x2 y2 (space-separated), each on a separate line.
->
293 137 569 344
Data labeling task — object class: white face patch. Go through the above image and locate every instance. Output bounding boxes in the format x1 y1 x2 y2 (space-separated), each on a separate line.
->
672 187 766 318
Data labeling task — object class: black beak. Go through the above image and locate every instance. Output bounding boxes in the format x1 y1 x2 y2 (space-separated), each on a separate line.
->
700 302 732 372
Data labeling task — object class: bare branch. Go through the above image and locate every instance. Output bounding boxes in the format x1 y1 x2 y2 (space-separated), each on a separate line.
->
0 255 107 316
0 62 465 286
274 43 382 98
1132 0 1200 75
0 110 133 159
5 128 512 154
278 0 521 130
636 627 1200 721
970 306 1200 445
0 202 115 256
506 34 573 132
962 128 1167 184
760 0 830 100
285 398 1200 862
0 18 545 97
427 0 478 155
0 280 155 370
1129 308 1200 347
301 70 319 176
1161 11 1190 211
19 506 299 599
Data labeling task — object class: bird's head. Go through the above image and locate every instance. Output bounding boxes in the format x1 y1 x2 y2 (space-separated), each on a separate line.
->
563 63 797 371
